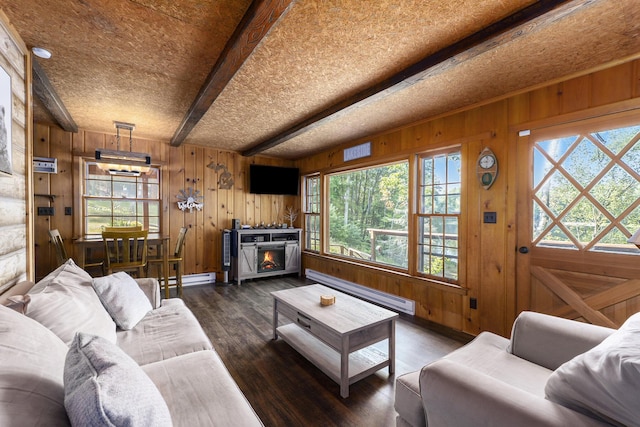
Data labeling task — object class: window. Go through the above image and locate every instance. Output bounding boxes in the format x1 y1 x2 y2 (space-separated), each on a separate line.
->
303 174 320 252
418 149 461 281
328 162 409 268
83 162 161 236
532 123 640 253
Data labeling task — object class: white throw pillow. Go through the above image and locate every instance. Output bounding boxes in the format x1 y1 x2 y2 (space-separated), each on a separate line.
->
545 312 640 426
64 332 172 427
92 272 152 330
30 258 92 294
0 305 70 425
25 280 116 346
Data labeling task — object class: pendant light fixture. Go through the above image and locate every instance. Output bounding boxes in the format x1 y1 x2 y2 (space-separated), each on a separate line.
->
95 121 151 176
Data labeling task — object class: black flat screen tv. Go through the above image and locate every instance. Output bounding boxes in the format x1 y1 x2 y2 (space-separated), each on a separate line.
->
249 164 299 195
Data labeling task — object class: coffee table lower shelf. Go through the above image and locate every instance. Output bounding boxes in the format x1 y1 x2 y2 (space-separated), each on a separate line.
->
276 323 390 397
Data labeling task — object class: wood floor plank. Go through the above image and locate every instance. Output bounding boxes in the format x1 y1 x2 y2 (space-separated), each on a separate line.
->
181 276 470 427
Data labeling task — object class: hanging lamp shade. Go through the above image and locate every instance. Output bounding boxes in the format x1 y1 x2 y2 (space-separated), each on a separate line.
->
95 121 151 176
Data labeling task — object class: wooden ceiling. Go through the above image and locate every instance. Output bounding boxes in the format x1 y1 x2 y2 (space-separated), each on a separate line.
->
2 0 639 159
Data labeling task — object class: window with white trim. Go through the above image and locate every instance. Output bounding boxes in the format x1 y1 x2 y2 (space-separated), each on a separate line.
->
83 161 161 237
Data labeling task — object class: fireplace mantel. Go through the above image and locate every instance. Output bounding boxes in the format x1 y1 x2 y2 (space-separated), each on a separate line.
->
231 229 301 285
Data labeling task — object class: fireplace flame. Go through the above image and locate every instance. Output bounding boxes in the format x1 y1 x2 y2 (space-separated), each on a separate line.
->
261 251 278 270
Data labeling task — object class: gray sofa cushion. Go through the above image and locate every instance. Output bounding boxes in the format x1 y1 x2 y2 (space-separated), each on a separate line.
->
443 331 552 395
117 298 213 365
394 370 425 427
64 332 172 427
0 305 70 426
545 312 640 426
509 311 614 370
143 350 264 427
92 272 152 330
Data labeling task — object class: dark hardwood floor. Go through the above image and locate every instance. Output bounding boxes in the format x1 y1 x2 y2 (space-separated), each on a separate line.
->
181 276 471 427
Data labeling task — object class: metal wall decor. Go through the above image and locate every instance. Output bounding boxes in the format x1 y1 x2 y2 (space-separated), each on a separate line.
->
207 162 234 189
176 187 204 212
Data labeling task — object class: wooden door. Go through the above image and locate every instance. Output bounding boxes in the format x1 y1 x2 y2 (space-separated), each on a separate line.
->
516 112 640 328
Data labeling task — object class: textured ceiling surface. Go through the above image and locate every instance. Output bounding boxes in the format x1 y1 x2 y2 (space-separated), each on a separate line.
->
1 0 639 159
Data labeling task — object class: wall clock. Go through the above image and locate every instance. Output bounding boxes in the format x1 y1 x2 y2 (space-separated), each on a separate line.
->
476 147 498 189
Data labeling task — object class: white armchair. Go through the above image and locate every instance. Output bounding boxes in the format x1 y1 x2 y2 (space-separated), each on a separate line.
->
395 311 627 427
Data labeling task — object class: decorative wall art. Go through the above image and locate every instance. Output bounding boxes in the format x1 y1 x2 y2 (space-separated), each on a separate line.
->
207 162 234 189
0 65 12 176
176 187 204 212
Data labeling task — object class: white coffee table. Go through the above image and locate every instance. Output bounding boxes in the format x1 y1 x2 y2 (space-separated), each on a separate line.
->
272 284 398 398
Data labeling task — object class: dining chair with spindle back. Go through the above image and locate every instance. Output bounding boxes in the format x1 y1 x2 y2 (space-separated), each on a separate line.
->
102 225 143 232
147 227 188 297
101 229 149 277
48 229 104 275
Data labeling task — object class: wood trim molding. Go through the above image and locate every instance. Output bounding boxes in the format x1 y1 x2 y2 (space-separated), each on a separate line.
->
170 0 295 147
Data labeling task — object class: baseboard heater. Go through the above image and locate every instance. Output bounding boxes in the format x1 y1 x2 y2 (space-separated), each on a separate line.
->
165 272 216 287
305 269 415 315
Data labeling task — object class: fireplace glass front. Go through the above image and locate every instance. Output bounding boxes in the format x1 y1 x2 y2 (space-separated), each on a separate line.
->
257 245 285 273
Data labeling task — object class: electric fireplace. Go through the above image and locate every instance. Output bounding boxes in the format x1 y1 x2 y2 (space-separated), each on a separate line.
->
231 229 301 285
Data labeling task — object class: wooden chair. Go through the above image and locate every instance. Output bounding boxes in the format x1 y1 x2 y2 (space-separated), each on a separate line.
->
103 225 143 232
148 227 188 297
102 229 148 277
48 229 104 274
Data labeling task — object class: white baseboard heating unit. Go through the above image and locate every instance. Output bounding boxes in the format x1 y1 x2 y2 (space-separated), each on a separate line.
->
167 272 216 287
305 269 415 315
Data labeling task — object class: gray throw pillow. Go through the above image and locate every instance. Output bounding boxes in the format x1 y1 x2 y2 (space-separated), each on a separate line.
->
545 312 640 426
64 332 172 426
92 272 153 330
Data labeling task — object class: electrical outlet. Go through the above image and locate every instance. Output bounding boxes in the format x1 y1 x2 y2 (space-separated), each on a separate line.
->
37 207 55 216
470 298 478 310
65 207 72 215
483 211 497 224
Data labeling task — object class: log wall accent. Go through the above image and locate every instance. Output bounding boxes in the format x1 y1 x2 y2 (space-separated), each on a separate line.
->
0 12 30 292
32 125 296 281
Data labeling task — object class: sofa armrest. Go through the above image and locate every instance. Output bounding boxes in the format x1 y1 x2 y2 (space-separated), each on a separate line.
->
134 278 161 309
420 359 606 427
508 311 614 370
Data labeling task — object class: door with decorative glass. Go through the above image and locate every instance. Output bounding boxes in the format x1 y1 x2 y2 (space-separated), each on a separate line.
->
516 113 640 328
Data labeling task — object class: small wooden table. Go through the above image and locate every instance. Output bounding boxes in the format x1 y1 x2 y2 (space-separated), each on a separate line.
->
73 234 172 298
272 284 398 398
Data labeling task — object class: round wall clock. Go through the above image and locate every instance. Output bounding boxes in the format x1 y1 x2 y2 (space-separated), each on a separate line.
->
476 147 498 189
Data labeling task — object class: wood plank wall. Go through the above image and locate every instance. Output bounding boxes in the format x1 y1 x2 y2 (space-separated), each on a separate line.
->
0 12 30 292
32 127 297 282
298 58 640 337
27 57 640 337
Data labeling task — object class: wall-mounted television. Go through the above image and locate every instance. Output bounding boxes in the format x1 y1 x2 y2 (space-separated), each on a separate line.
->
249 164 299 195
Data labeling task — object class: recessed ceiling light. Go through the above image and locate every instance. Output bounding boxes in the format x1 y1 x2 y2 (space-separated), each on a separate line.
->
31 47 52 59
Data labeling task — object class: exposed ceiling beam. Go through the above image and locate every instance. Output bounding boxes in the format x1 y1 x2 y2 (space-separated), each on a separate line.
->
170 0 295 147
242 0 584 157
32 58 78 133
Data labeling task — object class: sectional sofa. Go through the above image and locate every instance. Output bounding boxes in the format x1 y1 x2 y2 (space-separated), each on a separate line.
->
0 259 263 426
